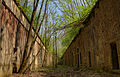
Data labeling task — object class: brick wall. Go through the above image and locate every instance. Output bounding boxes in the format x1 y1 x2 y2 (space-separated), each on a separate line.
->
0 0 52 75
63 0 120 71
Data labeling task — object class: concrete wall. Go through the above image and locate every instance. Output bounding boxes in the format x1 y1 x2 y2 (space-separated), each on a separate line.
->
63 0 120 71
0 0 52 75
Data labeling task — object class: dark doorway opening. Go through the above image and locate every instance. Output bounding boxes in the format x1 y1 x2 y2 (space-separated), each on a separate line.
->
77 48 79 68
80 52 82 65
110 42 119 69
74 48 76 66
89 51 91 67
71 51 74 66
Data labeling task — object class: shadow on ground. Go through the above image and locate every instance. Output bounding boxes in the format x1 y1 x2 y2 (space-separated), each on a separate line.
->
13 65 120 77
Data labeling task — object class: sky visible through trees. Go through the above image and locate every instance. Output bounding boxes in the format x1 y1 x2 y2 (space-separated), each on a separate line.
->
18 0 98 59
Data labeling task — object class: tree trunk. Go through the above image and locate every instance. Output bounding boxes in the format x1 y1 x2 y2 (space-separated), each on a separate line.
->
18 0 39 73
55 32 57 68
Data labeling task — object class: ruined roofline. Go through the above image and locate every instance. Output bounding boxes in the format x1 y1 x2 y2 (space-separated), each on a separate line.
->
82 0 100 25
62 0 100 58
2 0 48 50
70 0 100 45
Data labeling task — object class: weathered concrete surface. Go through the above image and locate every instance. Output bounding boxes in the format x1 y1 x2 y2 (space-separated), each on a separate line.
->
63 0 120 71
0 0 52 76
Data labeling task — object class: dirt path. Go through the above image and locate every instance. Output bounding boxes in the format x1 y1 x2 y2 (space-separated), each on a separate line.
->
13 67 120 77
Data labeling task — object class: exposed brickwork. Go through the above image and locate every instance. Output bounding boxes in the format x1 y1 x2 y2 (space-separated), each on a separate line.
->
63 0 120 71
0 0 52 75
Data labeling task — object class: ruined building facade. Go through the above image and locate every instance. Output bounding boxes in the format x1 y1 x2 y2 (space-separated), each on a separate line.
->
63 0 120 71
0 0 52 75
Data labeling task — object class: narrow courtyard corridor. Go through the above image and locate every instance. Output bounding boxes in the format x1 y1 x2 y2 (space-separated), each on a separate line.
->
1 0 120 77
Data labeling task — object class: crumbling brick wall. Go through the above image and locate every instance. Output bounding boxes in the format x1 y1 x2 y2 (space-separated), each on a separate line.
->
63 0 120 71
0 0 52 75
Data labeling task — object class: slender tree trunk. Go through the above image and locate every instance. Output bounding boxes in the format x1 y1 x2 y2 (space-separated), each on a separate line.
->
85 0 90 7
55 32 57 68
83 0 86 6
80 0 84 6
18 0 39 73
22 0 48 68
23 0 28 8
53 34 55 67
23 45 43 73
